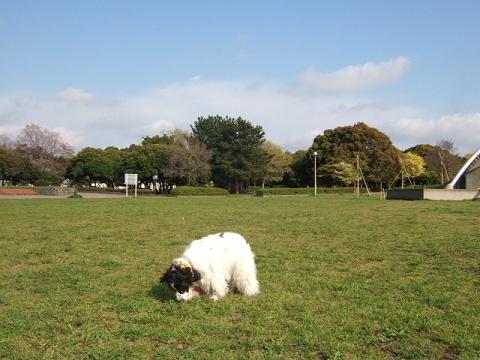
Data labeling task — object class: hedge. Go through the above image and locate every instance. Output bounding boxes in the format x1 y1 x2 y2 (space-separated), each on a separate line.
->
77 187 154 195
77 186 229 196
1 185 33 189
256 187 362 196
391 184 445 190
170 186 229 196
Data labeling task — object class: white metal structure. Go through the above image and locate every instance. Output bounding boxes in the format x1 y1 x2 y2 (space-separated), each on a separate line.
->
446 148 480 189
125 173 138 197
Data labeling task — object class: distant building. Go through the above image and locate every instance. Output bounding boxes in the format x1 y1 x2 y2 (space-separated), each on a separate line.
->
447 149 480 190
388 149 480 201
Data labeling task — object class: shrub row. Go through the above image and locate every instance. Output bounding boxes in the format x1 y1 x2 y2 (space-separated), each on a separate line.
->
391 184 445 190
256 187 363 196
170 186 229 196
77 186 154 195
2 185 34 189
77 186 229 196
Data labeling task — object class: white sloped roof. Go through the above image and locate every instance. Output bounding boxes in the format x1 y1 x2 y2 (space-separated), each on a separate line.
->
446 148 480 189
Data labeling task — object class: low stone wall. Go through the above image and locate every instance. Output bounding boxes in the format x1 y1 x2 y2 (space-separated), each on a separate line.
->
34 187 75 196
387 189 424 200
424 189 480 200
387 188 480 201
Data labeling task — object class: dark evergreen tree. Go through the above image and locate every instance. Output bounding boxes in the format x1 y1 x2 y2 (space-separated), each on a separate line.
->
283 150 310 187
191 115 269 193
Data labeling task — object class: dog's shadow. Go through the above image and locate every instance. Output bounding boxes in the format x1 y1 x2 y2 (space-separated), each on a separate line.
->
149 283 176 302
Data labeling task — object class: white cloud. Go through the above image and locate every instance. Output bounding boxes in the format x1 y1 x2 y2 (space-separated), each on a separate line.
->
0 57 477 154
388 113 480 153
52 127 85 147
56 88 96 102
0 123 23 137
147 120 175 133
295 56 412 95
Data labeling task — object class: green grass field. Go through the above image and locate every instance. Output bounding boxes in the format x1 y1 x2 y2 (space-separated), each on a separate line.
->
0 195 479 359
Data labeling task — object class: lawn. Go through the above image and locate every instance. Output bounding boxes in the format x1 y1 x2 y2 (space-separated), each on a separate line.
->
0 195 479 359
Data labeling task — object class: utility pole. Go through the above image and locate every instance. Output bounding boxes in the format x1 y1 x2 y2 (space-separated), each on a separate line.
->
438 151 450 184
356 154 371 197
355 155 360 198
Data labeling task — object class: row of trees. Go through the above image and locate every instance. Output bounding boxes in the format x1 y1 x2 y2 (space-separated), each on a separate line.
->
305 122 453 190
0 119 467 192
68 130 212 192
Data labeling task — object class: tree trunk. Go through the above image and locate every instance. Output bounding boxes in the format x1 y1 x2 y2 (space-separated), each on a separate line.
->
235 176 239 194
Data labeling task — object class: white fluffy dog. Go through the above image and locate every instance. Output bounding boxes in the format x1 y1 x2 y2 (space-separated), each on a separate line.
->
161 232 260 302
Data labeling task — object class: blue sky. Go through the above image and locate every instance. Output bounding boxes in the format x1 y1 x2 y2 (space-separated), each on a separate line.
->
1 1 479 152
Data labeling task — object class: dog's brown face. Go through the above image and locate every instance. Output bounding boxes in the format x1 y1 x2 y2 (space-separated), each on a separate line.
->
161 262 201 296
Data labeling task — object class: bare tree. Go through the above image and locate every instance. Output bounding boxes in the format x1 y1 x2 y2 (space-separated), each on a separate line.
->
438 140 458 155
164 131 212 185
438 140 463 183
16 123 74 175
424 140 463 184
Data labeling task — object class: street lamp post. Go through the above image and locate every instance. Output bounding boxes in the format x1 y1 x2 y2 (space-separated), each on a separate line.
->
152 175 158 195
313 151 318 196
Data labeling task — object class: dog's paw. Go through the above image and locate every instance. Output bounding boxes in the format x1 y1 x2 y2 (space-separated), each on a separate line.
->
209 295 219 301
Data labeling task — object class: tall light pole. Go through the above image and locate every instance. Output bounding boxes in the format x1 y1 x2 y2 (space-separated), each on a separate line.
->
313 151 318 196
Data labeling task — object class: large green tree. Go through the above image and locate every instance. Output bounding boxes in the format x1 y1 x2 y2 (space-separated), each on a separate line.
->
122 144 168 184
260 141 291 188
103 147 124 186
68 147 125 187
310 122 401 189
191 116 269 193
0 145 38 185
0 146 22 184
283 150 310 187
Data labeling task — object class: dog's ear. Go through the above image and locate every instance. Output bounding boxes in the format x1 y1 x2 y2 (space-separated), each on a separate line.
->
192 269 201 282
160 265 174 283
